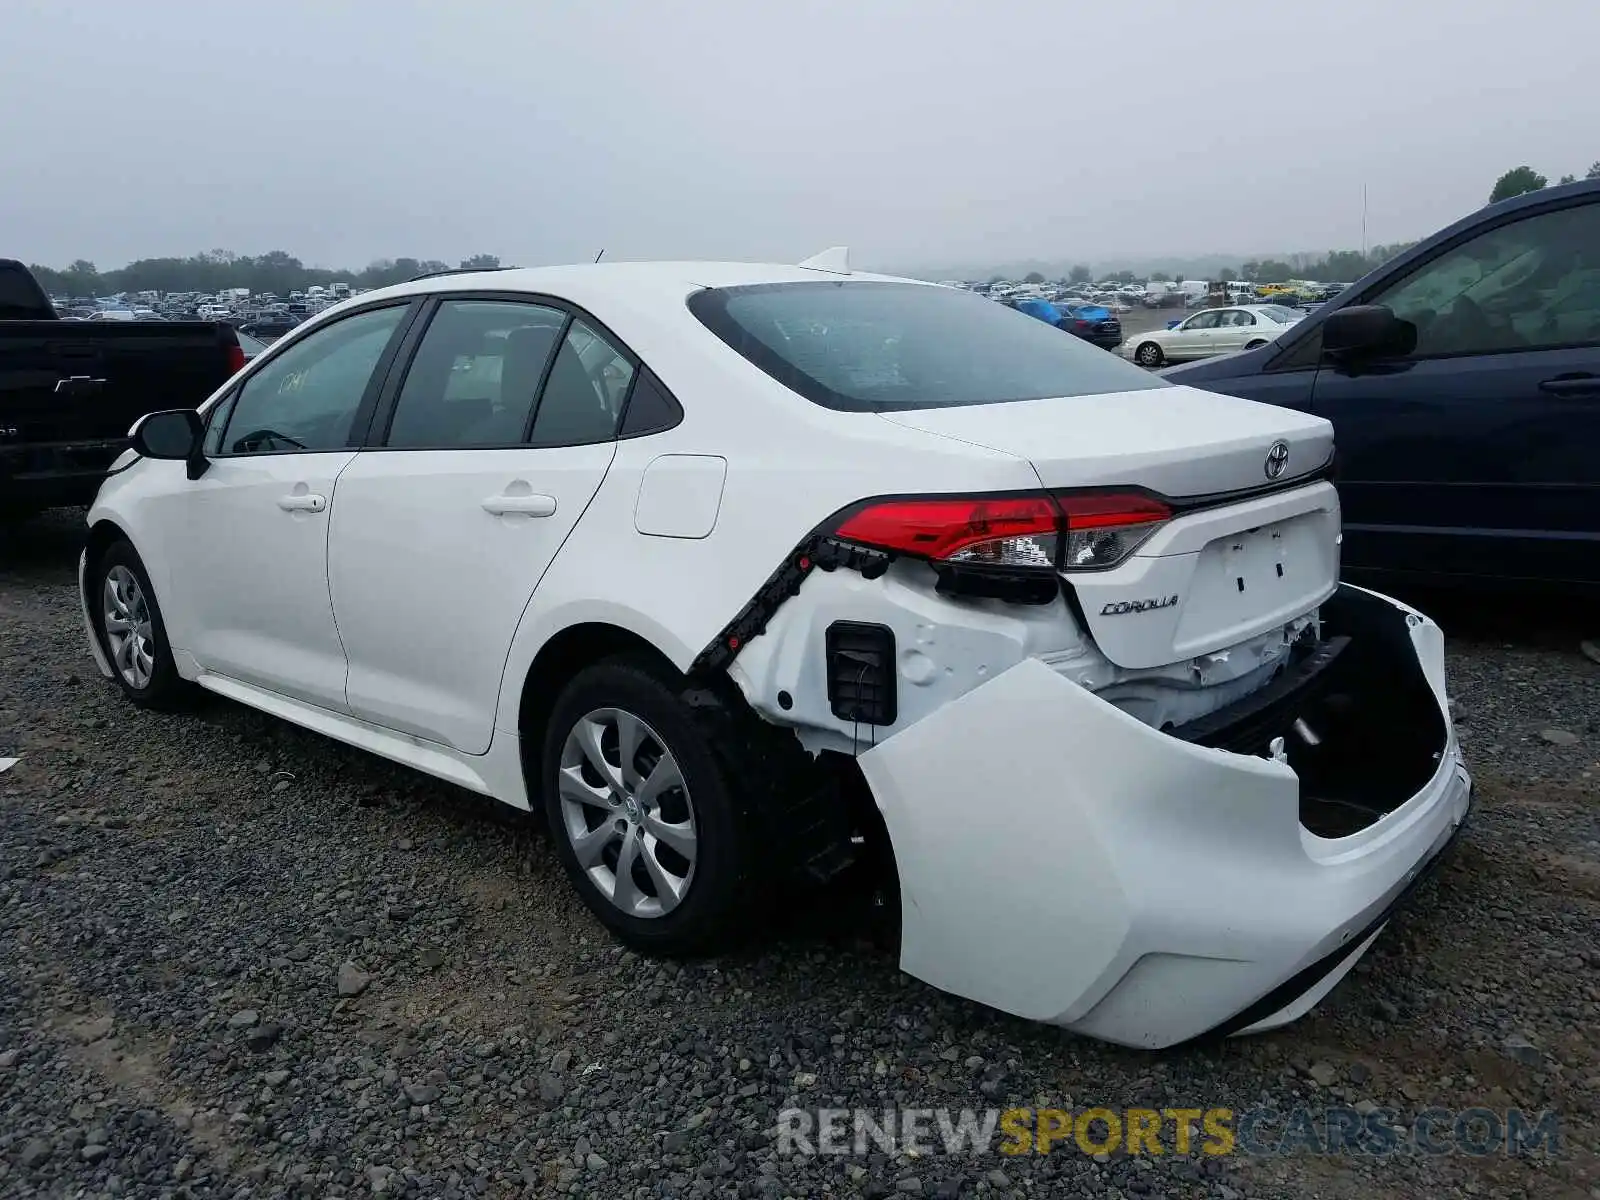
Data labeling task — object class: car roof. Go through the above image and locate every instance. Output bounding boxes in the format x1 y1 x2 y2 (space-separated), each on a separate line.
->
264 262 949 414
350 260 924 311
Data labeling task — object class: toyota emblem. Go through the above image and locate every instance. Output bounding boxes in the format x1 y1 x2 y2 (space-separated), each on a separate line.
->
1264 440 1290 480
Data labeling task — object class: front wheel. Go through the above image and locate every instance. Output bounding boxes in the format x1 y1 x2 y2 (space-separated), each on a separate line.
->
1134 341 1165 367
540 657 754 955
90 539 191 709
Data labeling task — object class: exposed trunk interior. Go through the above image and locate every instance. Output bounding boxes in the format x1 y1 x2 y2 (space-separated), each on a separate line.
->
1171 586 1448 838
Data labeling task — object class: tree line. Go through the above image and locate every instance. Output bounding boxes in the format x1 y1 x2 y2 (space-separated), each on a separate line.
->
28 250 507 299
1489 161 1600 204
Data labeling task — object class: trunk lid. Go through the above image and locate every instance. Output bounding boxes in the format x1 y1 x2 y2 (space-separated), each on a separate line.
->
876 384 1332 498
878 385 1340 669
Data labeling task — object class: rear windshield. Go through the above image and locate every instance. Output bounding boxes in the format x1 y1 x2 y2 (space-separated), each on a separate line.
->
0 263 51 320
688 281 1166 412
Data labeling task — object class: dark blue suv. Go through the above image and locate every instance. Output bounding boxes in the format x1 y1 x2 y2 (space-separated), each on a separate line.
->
1165 179 1600 593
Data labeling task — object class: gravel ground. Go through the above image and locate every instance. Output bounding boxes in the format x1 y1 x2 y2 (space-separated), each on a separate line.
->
1 510 1596 1200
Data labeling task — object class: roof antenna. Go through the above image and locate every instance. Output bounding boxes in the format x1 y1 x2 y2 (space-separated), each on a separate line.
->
593 248 605 263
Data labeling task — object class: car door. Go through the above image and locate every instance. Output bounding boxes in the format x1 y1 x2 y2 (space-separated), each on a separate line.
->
1170 310 1220 359
1213 309 1256 352
328 296 634 753
166 302 415 709
1308 194 1600 585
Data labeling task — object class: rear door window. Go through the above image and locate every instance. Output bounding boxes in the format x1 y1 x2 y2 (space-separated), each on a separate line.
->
382 299 566 448
528 320 636 445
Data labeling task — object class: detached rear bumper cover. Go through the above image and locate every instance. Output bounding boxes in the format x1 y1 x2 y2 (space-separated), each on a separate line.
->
857 587 1470 1049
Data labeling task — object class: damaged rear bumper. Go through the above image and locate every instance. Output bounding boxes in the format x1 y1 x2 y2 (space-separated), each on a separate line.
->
855 584 1471 1049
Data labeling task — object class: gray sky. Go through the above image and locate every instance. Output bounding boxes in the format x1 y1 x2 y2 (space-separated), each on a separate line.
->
3 0 1595 273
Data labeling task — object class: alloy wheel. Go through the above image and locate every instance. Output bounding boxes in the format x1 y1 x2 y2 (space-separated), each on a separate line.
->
102 565 155 689
557 707 698 918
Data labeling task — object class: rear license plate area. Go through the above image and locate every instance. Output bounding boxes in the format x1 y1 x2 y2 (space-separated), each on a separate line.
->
1172 513 1338 650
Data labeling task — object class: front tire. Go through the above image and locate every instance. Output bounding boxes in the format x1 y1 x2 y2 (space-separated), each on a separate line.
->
540 657 753 955
90 539 190 709
1135 341 1165 367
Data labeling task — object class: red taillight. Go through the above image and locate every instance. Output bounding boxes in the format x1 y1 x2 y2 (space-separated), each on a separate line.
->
1054 491 1171 528
833 495 1059 563
1072 319 1091 332
831 490 1172 573
225 343 246 375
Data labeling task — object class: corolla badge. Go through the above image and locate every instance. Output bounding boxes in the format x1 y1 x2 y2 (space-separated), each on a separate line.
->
1264 440 1290 480
1100 595 1178 616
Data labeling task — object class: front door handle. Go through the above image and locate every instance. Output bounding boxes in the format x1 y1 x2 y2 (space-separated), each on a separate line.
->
277 493 327 513
482 493 558 517
1539 373 1600 396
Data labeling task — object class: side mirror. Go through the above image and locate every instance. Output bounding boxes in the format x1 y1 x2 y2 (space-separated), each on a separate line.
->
129 409 210 479
1321 304 1417 362
129 409 203 459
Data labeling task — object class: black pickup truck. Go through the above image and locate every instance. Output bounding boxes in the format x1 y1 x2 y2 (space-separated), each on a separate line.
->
1 259 245 517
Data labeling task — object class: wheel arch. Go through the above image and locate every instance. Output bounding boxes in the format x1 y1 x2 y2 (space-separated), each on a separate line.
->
80 519 137 681
515 620 683 774
85 516 133 561
506 613 873 893
82 518 135 607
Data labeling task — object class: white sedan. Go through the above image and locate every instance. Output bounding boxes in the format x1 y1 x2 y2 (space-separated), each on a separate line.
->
1126 303 1305 367
80 255 1468 1048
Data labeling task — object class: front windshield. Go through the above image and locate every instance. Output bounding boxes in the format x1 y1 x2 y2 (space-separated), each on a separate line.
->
689 281 1166 412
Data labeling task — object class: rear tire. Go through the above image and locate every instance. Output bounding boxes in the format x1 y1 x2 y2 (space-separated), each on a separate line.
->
1245 339 1268 350
1135 341 1165 367
539 656 754 955
89 539 192 710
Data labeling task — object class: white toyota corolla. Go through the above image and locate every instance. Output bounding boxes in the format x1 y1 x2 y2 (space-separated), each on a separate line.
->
80 254 1470 1048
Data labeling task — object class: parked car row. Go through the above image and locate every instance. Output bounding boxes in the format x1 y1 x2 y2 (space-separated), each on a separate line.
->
962 277 1343 314
53 282 355 327
1006 296 1124 349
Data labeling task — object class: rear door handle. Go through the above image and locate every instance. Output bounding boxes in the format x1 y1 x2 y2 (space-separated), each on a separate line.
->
482 493 558 517
277 493 327 513
1539 373 1600 396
